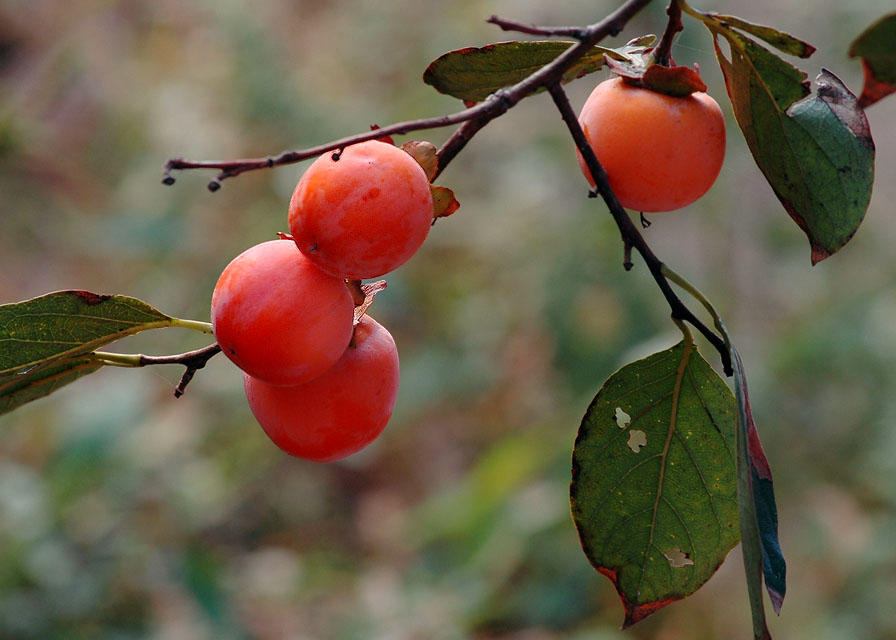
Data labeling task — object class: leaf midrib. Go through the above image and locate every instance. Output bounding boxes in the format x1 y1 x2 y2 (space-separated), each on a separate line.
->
636 340 694 595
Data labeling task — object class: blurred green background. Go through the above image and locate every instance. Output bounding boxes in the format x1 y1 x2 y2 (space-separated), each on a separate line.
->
2 1 896 638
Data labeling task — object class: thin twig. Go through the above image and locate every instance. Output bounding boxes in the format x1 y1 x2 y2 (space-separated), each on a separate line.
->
95 343 222 398
486 15 587 39
654 0 684 67
163 110 485 188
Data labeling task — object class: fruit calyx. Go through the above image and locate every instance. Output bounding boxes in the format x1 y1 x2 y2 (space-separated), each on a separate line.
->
604 55 707 97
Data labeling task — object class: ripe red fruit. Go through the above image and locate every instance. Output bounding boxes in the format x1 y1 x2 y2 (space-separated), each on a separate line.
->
288 140 434 280
243 315 400 462
577 77 726 212
211 239 354 386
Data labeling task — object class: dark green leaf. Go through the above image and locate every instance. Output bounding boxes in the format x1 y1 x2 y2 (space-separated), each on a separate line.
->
423 38 654 103
849 13 896 108
705 13 815 58
731 349 776 640
713 29 874 263
0 357 103 415
0 290 175 377
570 340 739 628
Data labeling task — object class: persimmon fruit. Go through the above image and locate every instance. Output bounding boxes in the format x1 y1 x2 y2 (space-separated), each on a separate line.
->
243 315 400 462
577 77 726 212
288 140 434 280
211 239 354 386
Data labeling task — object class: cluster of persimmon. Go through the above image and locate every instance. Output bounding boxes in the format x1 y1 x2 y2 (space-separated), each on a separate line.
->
211 139 440 462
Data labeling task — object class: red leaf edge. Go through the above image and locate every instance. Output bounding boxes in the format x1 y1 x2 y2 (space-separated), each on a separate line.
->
596 566 681 629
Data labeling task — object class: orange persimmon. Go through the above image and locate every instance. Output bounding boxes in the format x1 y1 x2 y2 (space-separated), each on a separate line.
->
578 77 726 212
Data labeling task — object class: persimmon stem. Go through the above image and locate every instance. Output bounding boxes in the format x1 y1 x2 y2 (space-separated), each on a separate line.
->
93 343 222 398
654 0 684 67
347 280 366 306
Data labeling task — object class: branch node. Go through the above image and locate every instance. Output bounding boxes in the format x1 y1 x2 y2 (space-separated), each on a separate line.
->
173 344 222 398
174 368 197 398
489 89 513 115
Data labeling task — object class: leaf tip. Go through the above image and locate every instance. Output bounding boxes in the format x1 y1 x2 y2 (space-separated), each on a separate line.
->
856 62 896 109
810 248 827 265
621 597 678 629
769 587 784 615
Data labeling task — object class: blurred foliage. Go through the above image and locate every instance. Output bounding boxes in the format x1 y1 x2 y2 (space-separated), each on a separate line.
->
1 0 896 638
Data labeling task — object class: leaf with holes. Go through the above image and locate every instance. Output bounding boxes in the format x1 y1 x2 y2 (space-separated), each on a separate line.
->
849 13 896 108
570 340 739 628
423 37 654 103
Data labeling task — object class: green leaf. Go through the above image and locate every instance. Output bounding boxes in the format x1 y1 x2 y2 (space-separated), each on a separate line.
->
712 28 874 264
0 357 103 415
704 13 815 58
423 38 654 103
0 290 175 376
0 291 189 413
849 13 896 108
570 340 739 628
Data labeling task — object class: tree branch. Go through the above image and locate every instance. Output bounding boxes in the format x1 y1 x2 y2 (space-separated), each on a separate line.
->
546 82 733 375
162 0 655 189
